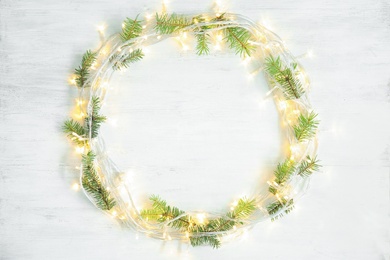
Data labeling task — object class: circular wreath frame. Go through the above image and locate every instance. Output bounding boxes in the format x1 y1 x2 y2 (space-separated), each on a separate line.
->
63 12 320 248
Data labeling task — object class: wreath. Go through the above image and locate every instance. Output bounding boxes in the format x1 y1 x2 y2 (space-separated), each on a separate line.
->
63 11 320 248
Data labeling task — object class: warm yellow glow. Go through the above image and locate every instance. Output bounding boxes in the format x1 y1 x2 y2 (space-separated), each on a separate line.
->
97 24 106 33
185 231 190 238
112 210 118 217
75 146 85 154
216 33 223 42
142 25 147 29
214 43 221 50
68 75 77 86
306 49 314 58
145 13 153 21
72 183 80 191
279 101 287 110
157 35 162 40
196 213 206 224
182 44 189 51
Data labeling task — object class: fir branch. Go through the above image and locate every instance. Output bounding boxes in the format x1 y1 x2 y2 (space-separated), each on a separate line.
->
84 96 106 138
189 231 221 249
120 16 143 42
141 195 256 248
274 159 296 185
155 13 193 34
293 111 319 142
74 50 97 88
195 33 210 55
224 27 255 57
81 151 116 210
110 49 144 70
265 56 304 99
266 198 294 221
297 155 321 177
62 119 86 145
228 198 256 220
140 195 188 229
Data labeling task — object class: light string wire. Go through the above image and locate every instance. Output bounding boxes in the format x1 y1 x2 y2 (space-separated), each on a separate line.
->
72 12 318 245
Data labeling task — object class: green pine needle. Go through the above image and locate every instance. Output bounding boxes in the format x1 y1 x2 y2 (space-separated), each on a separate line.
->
155 13 192 34
81 151 116 210
266 198 294 221
265 56 304 99
195 33 210 55
189 232 221 249
141 195 256 248
120 16 143 42
297 155 321 177
74 50 97 88
84 96 106 138
110 49 144 70
140 195 188 229
224 27 255 57
274 159 296 185
293 111 319 142
62 119 86 145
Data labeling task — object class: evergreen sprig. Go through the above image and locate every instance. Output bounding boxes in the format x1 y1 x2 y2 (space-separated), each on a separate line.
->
293 111 319 142
120 16 143 42
141 195 256 248
224 27 255 57
81 151 116 210
62 119 86 145
274 159 296 185
84 96 106 138
74 50 97 88
110 49 144 70
267 198 294 221
155 13 192 34
140 195 189 229
268 159 296 194
297 155 321 177
265 56 304 99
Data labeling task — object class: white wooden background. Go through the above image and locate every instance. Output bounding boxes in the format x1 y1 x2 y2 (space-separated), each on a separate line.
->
0 0 389 259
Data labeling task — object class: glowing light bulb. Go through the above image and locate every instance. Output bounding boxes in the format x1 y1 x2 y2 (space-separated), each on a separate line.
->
112 210 117 217
72 183 80 191
75 146 84 154
157 35 162 40
214 43 221 50
97 24 106 33
279 101 287 110
216 33 223 42
145 13 153 21
142 25 147 29
182 44 189 51
196 213 206 224
306 49 314 58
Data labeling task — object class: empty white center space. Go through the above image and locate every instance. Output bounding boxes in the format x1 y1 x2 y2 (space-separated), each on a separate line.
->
100 38 282 212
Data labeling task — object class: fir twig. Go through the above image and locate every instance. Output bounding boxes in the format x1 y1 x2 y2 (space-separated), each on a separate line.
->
110 49 144 70
297 155 321 177
293 111 319 142
268 159 296 194
265 56 304 99
155 13 192 34
267 198 294 221
74 50 97 88
62 119 86 145
120 16 143 42
84 96 106 138
224 27 255 57
141 195 256 248
81 151 116 210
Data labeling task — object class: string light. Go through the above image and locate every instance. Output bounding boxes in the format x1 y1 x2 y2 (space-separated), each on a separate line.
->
64 11 319 248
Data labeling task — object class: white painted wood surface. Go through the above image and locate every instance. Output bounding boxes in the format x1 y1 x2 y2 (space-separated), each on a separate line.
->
0 0 389 259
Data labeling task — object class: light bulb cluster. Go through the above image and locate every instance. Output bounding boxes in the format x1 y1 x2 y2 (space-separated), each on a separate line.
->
65 6 319 248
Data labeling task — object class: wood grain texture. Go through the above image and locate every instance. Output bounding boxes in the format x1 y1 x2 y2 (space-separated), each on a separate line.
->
0 0 389 259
